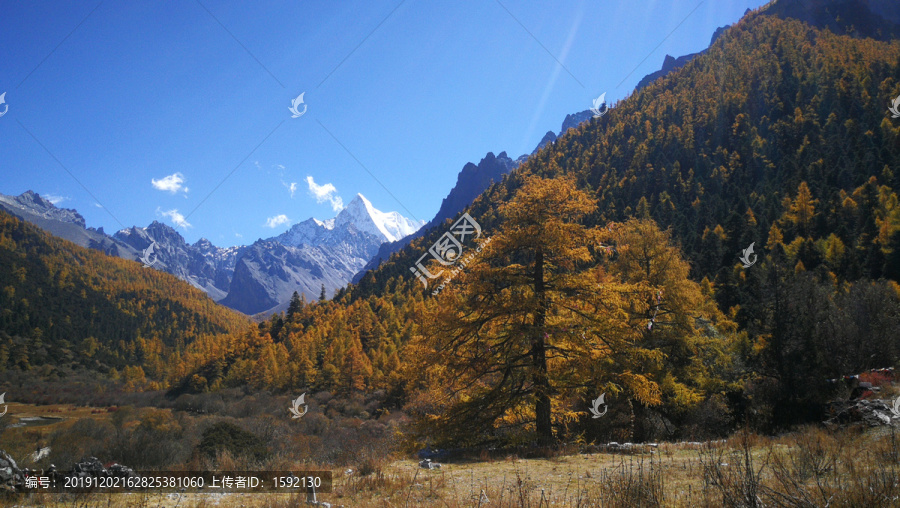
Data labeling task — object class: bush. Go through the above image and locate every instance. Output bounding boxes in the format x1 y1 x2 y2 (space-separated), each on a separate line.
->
196 421 268 462
599 457 666 507
47 418 115 470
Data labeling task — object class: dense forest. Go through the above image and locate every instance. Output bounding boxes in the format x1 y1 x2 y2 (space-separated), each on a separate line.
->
354 12 900 298
3 11 900 447
0 211 248 387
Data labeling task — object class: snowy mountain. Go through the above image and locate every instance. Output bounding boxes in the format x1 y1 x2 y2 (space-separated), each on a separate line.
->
335 194 422 243
353 150 522 282
221 229 376 315
276 194 423 247
0 189 421 315
221 194 424 315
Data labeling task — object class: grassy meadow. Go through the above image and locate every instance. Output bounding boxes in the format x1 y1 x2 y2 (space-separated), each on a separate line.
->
2 402 899 507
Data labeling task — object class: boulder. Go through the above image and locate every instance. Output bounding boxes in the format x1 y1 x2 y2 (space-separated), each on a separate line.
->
825 399 898 427
107 463 136 478
0 450 23 490
73 457 106 476
419 458 441 470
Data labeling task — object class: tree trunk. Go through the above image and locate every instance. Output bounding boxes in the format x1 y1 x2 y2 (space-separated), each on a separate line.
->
631 398 649 443
533 338 552 444
533 246 553 444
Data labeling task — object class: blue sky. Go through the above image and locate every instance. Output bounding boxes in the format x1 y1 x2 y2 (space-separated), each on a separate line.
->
0 0 769 246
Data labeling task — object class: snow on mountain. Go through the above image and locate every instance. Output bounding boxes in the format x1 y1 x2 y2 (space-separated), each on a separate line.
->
219 194 425 315
272 218 332 248
334 194 423 243
275 194 423 248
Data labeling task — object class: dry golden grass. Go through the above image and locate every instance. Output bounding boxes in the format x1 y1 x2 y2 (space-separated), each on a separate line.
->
1 403 115 463
3 411 900 507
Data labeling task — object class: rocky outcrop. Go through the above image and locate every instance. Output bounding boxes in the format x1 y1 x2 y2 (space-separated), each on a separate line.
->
353 151 519 282
824 399 898 428
114 222 243 301
0 450 22 491
635 25 729 91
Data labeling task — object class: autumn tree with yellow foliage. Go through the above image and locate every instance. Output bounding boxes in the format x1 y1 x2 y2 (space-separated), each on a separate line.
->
606 219 739 440
406 176 735 445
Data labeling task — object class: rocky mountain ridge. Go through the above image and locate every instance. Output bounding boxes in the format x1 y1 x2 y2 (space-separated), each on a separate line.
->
0 189 420 315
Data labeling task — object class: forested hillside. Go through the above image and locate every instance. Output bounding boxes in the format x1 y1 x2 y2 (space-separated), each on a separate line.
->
353 13 900 300
0 211 248 384
4 10 900 445
255 12 900 439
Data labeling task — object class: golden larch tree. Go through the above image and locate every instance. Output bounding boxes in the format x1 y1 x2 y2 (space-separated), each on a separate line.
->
409 175 657 445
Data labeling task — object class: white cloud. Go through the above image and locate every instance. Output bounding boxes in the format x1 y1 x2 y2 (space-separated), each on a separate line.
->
43 193 68 205
306 176 343 211
235 232 243 239
151 172 188 194
283 181 298 198
157 207 192 229
94 203 103 208
264 214 290 228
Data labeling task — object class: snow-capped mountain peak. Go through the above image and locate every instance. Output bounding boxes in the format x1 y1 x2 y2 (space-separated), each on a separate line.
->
274 193 422 248
313 218 335 230
335 193 423 243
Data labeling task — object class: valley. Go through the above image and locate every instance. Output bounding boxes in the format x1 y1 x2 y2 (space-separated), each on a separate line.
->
2 0 900 506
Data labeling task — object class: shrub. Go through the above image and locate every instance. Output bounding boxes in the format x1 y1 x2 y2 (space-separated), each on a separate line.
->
196 421 268 462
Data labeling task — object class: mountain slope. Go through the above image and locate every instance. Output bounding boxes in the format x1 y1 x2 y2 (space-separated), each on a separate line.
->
0 190 419 314
635 0 900 93
221 194 422 315
0 209 248 374
114 222 244 302
352 151 519 282
347 9 900 305
0 190 245 302
763 0 900 40
635 25 730 91
0 191 140 260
